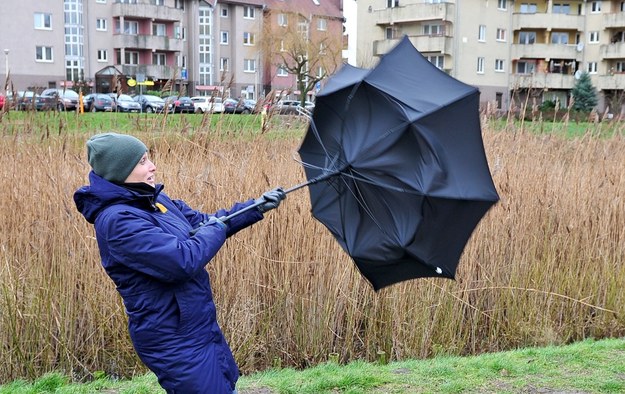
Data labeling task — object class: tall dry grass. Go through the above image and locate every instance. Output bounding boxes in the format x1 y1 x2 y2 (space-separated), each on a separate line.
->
0 120 624 383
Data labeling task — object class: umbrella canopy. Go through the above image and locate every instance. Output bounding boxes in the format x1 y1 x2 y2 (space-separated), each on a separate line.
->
297 36 499 291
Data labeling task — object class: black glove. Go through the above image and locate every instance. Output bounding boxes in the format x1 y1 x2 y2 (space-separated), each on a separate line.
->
255 187 286 213
189 216 227 236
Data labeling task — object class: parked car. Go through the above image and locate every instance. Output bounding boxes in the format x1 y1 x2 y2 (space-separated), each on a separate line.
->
274 99 315 115
133 94 166 113
40 88 80 111
223 98 257 114
191 96 224 114
109 93 141 113
11 91 55 111
83 93 115 112
163 95 195 113
0 93 4 111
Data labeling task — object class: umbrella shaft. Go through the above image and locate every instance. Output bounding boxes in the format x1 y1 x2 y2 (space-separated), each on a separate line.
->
284 170 339 194
223 171 339 222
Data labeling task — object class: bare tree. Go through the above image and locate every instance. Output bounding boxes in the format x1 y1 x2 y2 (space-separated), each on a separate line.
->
261 10 342 107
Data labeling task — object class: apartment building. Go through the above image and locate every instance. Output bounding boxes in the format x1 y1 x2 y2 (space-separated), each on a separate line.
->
261 0 344 101
356 0 625 114
0 0 343 101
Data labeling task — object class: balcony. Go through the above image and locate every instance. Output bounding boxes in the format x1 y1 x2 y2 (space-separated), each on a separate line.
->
600 42 625 59
373 2 455 25
120 64 176 81
596 73 625 90
112 2 183 21
511 43 580 60
512 13 584 31
511 73 576 89
603 12 625 28
113 34 183 52
373 35 453 57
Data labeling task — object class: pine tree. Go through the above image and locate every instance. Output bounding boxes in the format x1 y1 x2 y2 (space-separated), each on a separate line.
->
571 71 598 112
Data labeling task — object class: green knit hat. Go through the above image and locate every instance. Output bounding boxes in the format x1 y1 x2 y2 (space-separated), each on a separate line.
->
87 132 147 183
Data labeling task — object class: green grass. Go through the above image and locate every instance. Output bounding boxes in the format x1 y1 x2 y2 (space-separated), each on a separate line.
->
2 338 623 393
0 110 307 138
485 116 623 138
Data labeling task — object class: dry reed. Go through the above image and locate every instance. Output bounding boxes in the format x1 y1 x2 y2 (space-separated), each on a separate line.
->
0 120 624 383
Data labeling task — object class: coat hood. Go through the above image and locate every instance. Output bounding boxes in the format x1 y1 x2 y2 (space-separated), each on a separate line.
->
74 171 163 224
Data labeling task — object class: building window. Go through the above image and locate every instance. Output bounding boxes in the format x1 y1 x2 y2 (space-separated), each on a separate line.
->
387 0 398 7
477 57 485 74
152 52 166 66
552 3 570 14
97 49 108 62
124 51 139 65
220 57 229 71
498 0 507 10
496 28 506 42
495 59 505 72
174 0 184 10
424 24 444 36
277 65 288 77
96 18 107 31
220 31 229 44
36 46 53 62
519 31 536 44
616 61 625 72
116 20 138 35
153 23 166 36
478 25 486 42
496 92 503 109
96 0 106 3
243 58 256 73
591 1 601 13
66 59 81 82
385 27 397 39
589 31 600 43
34 13 52 30
587 62 598 73
243 32 255 46
317 18 327 31
298 17 309 38
517 61 535 74
427 55 444 69
243 6 255 19
152 0 164 5
278 13 288 26
621 2 625 12
551 32 568 44
520 3 537 13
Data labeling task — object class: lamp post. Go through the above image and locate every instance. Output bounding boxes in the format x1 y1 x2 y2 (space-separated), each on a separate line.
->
3 49 8 82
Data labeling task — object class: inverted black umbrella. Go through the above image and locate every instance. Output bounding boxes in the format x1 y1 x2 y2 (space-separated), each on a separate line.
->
294 36 499 291
225 36 498 291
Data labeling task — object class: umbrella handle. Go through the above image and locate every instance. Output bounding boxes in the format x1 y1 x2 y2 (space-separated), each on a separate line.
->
222 171 338 222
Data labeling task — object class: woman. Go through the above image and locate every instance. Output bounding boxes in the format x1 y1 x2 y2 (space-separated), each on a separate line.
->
74 132 285 393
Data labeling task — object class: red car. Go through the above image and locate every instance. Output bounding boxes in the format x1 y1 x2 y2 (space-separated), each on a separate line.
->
0 93 5 111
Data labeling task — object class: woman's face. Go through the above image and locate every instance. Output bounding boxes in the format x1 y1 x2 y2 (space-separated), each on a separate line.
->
125 152 157 186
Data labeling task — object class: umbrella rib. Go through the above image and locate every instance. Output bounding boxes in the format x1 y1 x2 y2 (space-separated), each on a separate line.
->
335 169 390 237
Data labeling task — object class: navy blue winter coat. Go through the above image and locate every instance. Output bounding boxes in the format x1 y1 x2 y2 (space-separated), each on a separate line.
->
74 171 263 393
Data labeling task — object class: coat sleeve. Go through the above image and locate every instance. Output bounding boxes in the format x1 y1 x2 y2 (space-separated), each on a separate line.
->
172 198 264 237
97 207 227 283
